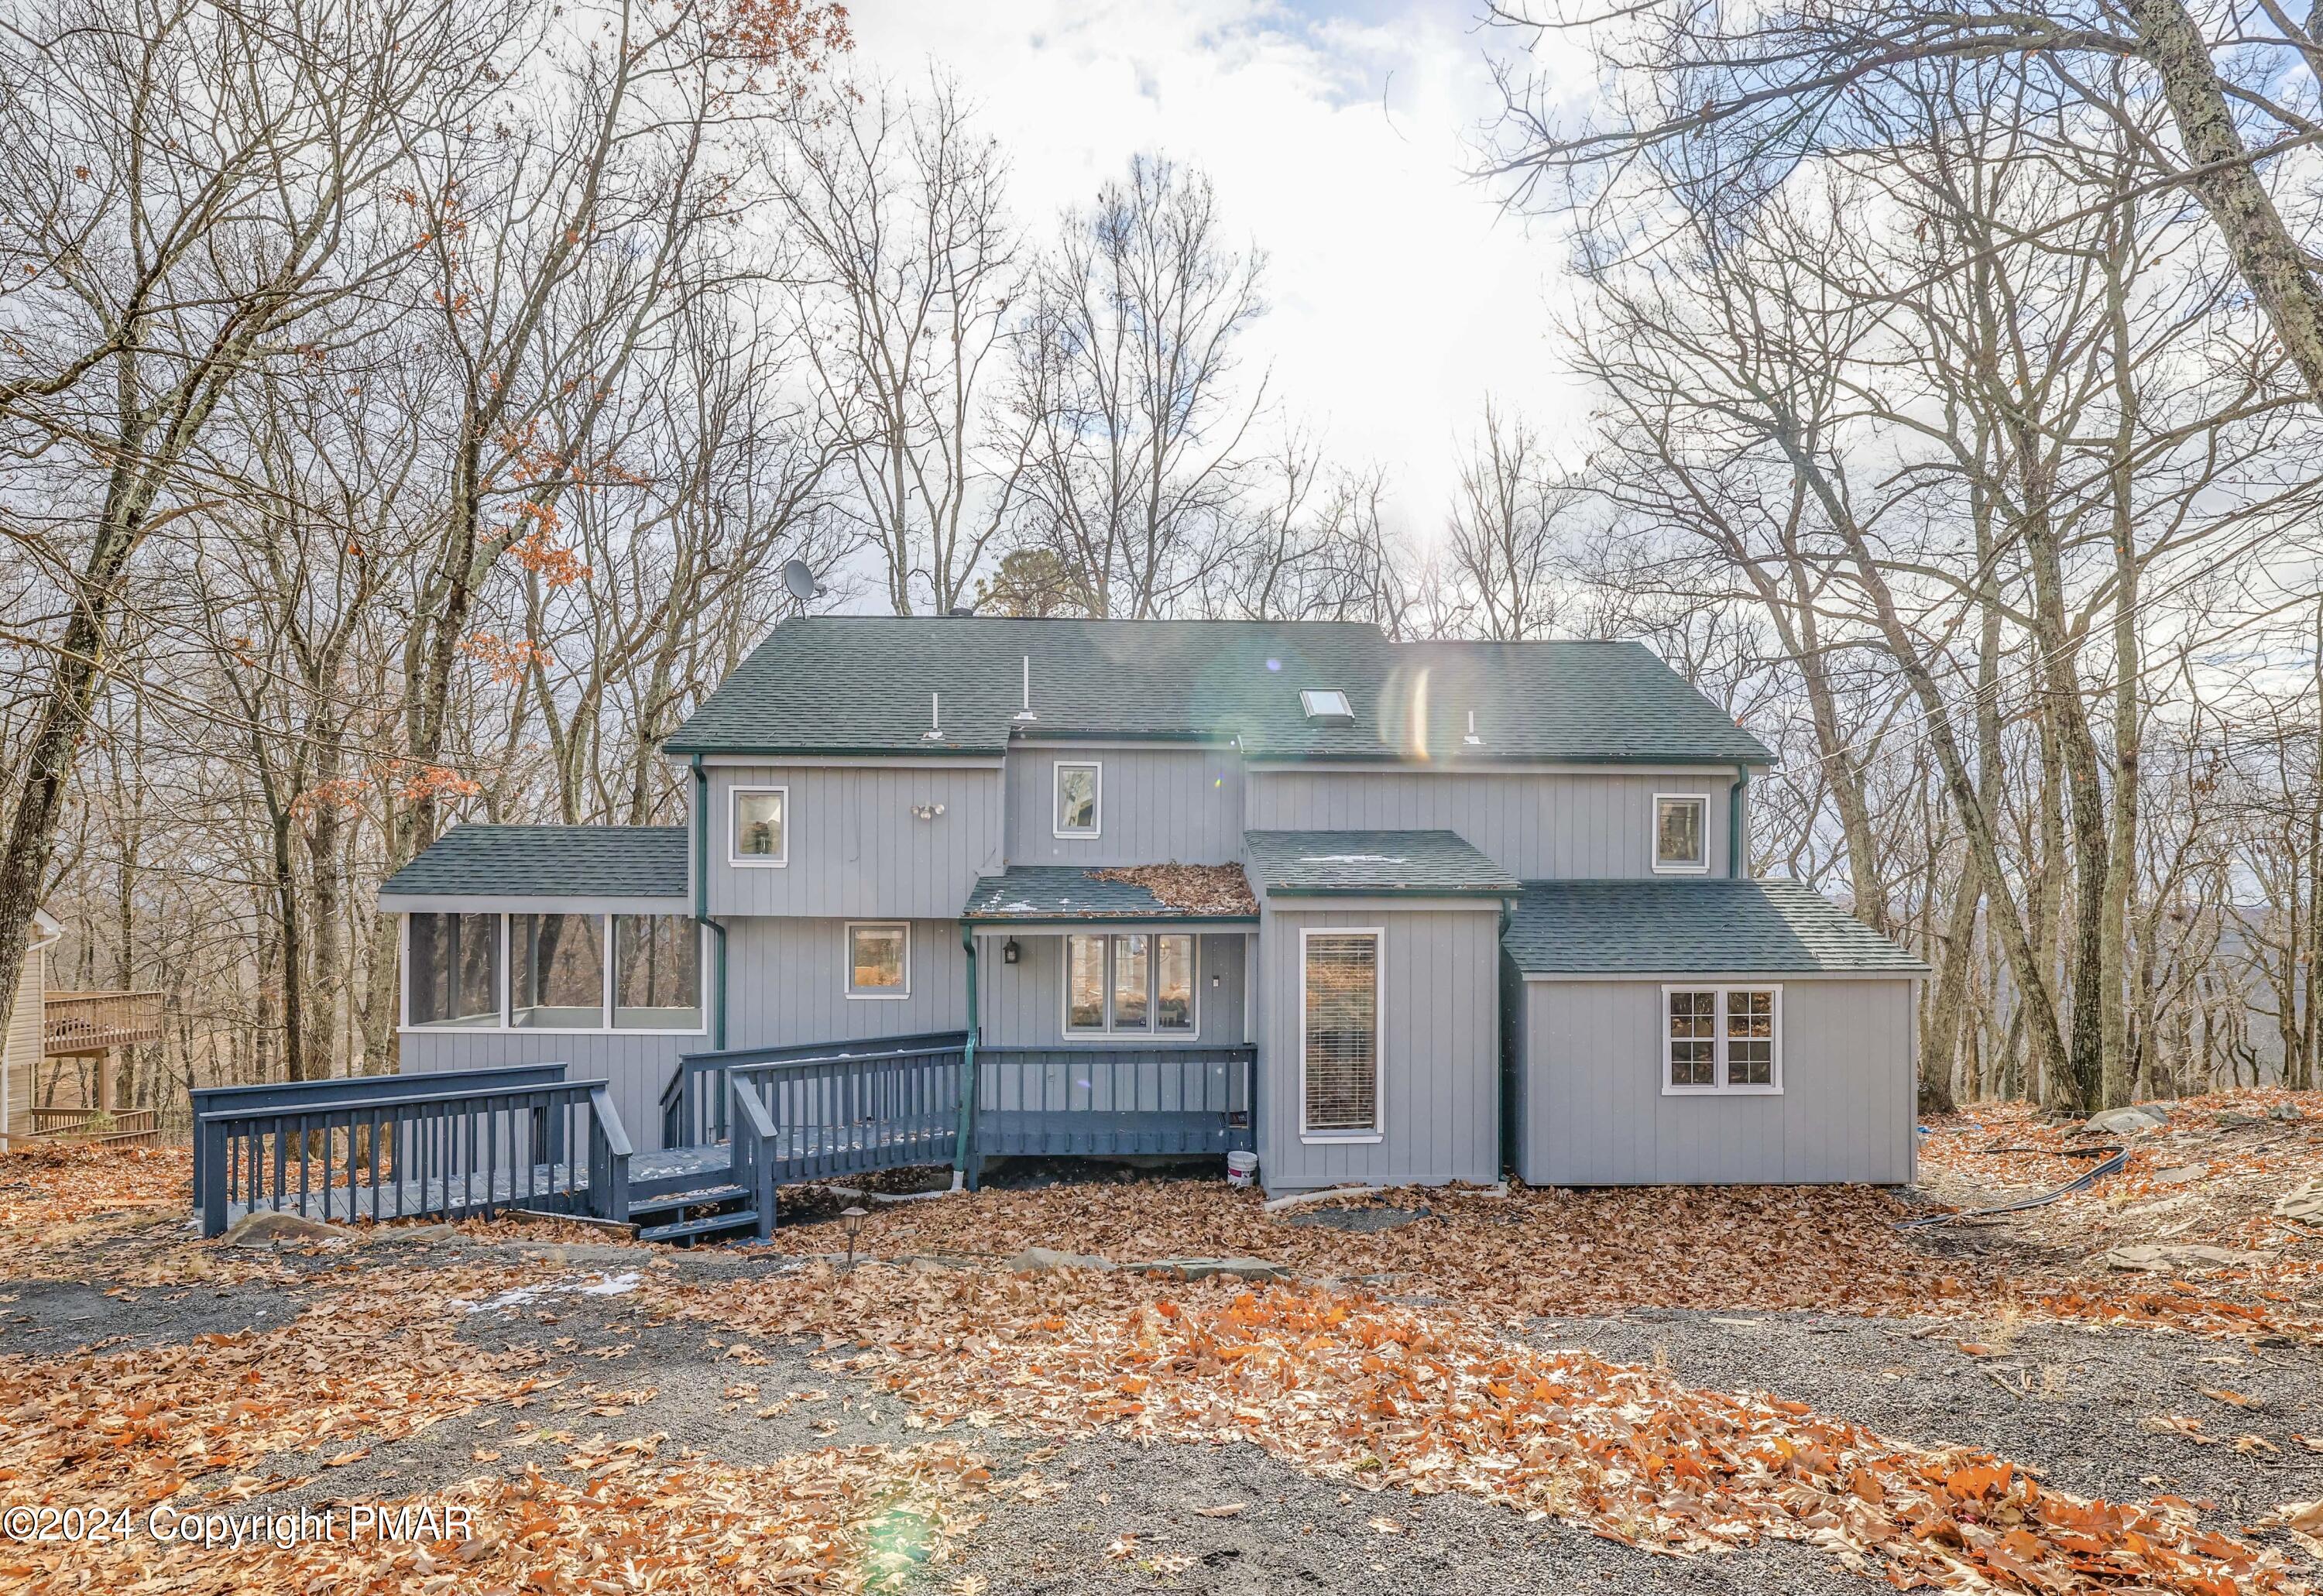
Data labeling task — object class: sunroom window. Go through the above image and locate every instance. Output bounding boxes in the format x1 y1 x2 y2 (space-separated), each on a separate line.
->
404 911 702 1033
407 912 499 1028
511 912 606 1029
615 915 703 1031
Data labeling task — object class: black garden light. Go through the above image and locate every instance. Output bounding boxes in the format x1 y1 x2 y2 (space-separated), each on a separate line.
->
840 1205 869 1268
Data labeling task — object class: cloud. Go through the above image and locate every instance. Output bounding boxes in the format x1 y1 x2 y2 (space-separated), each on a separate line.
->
842 0 1594 543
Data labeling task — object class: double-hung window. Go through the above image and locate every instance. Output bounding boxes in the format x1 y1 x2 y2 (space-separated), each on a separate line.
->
1652 793 1708 874
1662 985 1781 1093
1064 932 1195 1034
1301 929 1381 1138
1054 762 1100 838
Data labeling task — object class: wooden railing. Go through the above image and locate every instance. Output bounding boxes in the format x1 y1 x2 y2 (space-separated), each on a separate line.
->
974 1045 1256 1157
26 1107 160 1146
43 990 163 1055
661 1031 968 1148
729 1040 966 1184
194 1073 630 1238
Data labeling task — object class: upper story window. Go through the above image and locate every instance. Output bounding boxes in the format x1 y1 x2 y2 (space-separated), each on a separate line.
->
732 786 787 867
1054 762 1100 838
1299 688 1354 726
405 912 702 1032
1663 985 1781 1093
1652 793 1709 874
846 922 910 999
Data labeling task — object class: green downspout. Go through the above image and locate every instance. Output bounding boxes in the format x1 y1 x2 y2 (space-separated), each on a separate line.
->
1728 763 1748 880
690 756 728 1049
954 923 978 1189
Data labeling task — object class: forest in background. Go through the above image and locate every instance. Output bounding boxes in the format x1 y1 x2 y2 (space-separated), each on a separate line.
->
2 0 2319 1126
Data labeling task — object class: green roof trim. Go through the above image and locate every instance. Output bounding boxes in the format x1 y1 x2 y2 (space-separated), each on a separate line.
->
1505 879 1929 975
380 825 690 901
961 865 1258 923
664 616 1772 765
1243 829 1519 898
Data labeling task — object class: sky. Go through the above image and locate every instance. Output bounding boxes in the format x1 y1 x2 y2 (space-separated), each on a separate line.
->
842 0 1595 544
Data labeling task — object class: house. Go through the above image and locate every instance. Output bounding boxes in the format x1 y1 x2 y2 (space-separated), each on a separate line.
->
377 617 1926 1210
1 909 62 1145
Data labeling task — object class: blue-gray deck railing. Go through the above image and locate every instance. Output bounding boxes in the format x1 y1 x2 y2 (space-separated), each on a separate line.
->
660 1031 967 1148
195 1076 629 1237
729 1040 968 1185
190 1063 569 1196
974 1045 1255 1156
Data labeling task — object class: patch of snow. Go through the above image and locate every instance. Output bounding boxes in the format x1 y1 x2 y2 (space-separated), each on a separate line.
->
450 1270 640 1316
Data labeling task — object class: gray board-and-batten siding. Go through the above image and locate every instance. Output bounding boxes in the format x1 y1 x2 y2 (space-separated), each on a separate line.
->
1003 744 1245 867
1508 976 1916 1186
702 763 1003 921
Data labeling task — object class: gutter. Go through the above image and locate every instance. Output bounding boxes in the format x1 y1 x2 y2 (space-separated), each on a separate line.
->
1728 762 1748 880
690 755 729 1049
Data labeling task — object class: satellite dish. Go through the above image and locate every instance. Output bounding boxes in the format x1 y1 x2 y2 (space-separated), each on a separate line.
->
781 558 823 603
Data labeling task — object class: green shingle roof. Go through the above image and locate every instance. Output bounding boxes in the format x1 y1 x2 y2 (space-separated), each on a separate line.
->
1504 879 1929 975
379 825 690 901
664 617 1772 765
961 866 1258 922
1243 830 1519 898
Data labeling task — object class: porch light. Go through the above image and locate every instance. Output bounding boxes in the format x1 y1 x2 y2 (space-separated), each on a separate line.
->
840 1205 869 1268
1003 938 1020 964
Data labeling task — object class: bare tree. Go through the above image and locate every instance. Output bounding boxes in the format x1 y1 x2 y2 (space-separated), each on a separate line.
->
1443 402 1588 640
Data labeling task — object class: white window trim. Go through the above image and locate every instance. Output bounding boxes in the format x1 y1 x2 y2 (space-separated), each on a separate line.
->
1299 688 1353 719
1650 791 1711 875
1052 761 1102 839
845 921 911 1001
1298 925 1385 1143
1659 983 1783 1095
398 912 709 1036
729 784 789 867
1059 931 1200 1038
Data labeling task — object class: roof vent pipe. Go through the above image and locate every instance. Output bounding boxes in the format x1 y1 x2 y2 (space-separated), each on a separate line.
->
1463 709 1483 747
923 692 945 741
1014 654 1037 722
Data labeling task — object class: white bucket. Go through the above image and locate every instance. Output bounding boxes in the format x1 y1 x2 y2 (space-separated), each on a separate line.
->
1225 1150 1258 1188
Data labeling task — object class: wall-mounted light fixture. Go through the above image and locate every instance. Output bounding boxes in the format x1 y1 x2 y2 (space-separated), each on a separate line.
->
1003 938 1021 964
911 802 946 821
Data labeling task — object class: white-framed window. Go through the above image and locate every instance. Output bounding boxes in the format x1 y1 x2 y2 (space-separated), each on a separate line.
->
846 922 910 999
1299 928 1381 1140
1063 932 1197 1035
402 911 704 1034
1652 792 1709 874
731 785 788 866
1053 762 1101 838
1662 984 1782 1093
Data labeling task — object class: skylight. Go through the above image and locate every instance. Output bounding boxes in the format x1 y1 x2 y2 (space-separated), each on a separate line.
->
1299 688 1354 726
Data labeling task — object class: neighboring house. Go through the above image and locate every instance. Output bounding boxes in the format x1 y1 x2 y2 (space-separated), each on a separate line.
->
379 618 1927 1193
1 909 63 1145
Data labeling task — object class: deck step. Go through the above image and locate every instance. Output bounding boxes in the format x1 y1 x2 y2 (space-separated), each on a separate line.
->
625 1182 749 1218
635 1208 759 1244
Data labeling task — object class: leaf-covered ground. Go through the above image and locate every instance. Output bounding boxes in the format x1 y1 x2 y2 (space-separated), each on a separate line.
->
0 1091 2318 1592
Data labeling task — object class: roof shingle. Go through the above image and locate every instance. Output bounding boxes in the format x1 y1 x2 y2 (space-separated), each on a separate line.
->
664 616 1772 765
962 864 1258 922
1504 879 1928 975
379 825 690 901
1243 829 1519 898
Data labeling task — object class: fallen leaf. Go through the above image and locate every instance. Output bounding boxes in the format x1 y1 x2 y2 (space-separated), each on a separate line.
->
1367 1515 1404 1534
1194 1503 1246 1518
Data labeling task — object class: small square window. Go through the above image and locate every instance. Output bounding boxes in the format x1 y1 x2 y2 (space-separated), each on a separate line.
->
733 787 787 865
1055 763 1100 838
846 923 908 998
1653 794 1708 874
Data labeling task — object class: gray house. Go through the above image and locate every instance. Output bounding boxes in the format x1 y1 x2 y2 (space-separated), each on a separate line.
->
377 617 1924 1230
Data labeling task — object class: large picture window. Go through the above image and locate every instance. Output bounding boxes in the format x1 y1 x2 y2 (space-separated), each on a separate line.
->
1662 985 1782 1093
846 922 909 998
1301 930 1380 1138
731 786 787 865
407 912 500 1028
616 915 703 1031
511 912 606 1029
403 912 702 1033
1054 763 1100 838
1064 933 1196 1035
